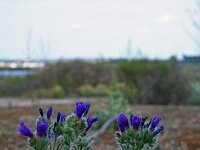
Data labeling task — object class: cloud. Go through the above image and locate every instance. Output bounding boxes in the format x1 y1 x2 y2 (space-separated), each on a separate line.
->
135 28 151 33
157 14 177 23
69 23 82 30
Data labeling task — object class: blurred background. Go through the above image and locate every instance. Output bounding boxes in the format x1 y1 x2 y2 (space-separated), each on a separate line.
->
0 0 200 149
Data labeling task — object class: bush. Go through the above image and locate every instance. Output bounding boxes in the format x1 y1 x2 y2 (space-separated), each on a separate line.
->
0 59 192 105
93 91 128 131
23 85 65 98
79 84 96 97
23 88 52 98
110 83 137 104
79 82 137 104
95 84 111 96
0 77 24 97
51 85 65 98
118 60 191 104
79 84 110 97
189 82 200 105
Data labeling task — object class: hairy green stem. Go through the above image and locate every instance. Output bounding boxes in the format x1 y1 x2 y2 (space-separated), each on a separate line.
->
53 138 57 150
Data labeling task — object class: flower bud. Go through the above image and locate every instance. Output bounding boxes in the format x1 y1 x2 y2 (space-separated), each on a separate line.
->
47 106 52 120
154 125 165 135
74 102 90 118
39 108 43 117
117 113 129 133
150 115 161 130
86 116 98 130
37 121 48 138
130 115 142 130
18 122 33 138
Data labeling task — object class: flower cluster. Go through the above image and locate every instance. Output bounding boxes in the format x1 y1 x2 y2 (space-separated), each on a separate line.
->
18 102 98 150
115 113 165 150
19 101 165 150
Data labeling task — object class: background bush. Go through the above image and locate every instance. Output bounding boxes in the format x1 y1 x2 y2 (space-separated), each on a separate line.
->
118 60 191 104
0 59 194 105
22 85 65 98
189 82 200 105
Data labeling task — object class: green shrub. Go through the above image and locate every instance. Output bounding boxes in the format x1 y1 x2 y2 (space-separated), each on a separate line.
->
95 84 110 96
79 84 110 97
79 84 96 97
93 91 128 131
23 85 65 98
189 82 200 105
0 59 192 105
23 88 52 98
0 77 24 97
110 83 137 104
51 85 65 98
118 60 191 104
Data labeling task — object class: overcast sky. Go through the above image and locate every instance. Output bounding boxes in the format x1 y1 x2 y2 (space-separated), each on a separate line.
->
0 0 199 60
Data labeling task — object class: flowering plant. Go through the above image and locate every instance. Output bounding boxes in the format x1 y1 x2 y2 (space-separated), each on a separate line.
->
18 102 98 150
115 113 165 150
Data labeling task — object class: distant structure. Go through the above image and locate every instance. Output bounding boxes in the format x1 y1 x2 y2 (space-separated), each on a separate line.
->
0 60 45 69
183 55 200 63
39 36 51 60
135 47 145 59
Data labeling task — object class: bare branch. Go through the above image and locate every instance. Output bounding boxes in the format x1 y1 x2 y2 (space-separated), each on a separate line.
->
87 115 117 141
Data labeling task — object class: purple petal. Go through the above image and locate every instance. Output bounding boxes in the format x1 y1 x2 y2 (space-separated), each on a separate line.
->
60 113 66 122
18 122 33 138
150 115 161 130
74 102 90 118
117 113 129 133
154 125 165 135
86 116 98 130
37 121 48 137
130 115 142 130
47 106 52 119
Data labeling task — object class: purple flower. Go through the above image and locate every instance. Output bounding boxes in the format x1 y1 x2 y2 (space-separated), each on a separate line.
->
130 115 142 130
86 116 98 130
150 115 161 130
74 102 90 118
56 112 65 122
47 106 52 119
154 125 165 135
117 113 129 133
37 121 48 138
18 122 33 138
60 113 66 122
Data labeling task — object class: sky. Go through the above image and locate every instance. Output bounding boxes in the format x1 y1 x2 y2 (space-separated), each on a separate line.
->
0 0 199 60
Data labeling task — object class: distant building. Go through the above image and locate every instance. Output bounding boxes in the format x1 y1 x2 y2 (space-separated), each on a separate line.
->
183 55 200 63
0 60 45 69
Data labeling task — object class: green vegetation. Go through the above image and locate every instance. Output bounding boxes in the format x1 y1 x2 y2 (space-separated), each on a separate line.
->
23 85 65 98
94 91 128 131
0 59 197 105
190 82 200 105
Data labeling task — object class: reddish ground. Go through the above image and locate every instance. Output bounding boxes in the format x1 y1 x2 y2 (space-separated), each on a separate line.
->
0 100 200 150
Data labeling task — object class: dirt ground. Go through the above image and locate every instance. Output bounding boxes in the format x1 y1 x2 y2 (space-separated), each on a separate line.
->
0 99 200 150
